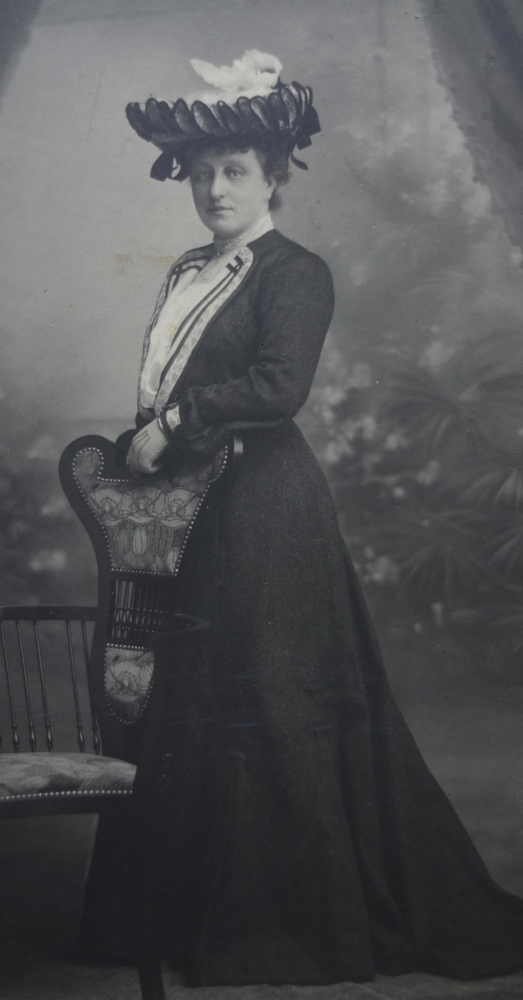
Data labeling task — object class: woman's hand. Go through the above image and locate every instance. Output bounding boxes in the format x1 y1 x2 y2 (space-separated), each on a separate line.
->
127 420 168 475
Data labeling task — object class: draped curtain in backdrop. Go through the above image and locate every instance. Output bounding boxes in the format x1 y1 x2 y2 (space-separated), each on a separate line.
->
419 0 523 254
0 0 43 101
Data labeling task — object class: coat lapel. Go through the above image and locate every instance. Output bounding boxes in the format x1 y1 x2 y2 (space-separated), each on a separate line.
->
153 246 255 414
137 247 214 418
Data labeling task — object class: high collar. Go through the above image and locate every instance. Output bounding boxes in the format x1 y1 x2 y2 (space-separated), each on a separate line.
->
213 213 274 257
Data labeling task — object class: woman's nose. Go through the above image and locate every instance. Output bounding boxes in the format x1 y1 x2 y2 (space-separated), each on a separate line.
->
210 171 226 200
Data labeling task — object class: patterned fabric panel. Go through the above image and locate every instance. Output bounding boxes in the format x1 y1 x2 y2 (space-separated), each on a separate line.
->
104 645 154 724
0 753 136 802
72 447 226 574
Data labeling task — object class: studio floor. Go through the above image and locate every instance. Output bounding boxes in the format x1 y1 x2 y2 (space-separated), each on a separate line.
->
1 679 523 1000
1 962 523 1000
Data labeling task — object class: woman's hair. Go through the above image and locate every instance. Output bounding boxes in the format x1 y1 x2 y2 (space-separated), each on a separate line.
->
176 133 291 211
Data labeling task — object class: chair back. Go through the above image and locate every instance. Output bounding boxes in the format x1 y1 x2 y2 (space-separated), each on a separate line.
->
0 606 98 755
59 436 229 758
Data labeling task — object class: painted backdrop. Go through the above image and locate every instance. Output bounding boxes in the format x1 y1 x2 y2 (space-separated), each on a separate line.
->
1 0 523 686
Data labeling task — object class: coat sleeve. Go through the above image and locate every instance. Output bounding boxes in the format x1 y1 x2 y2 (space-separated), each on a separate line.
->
169 251 334 451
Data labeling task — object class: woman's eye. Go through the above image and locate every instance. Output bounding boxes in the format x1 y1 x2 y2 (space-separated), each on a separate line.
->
227 168 243 178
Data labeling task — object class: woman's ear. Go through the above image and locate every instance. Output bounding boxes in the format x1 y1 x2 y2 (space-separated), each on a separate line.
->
266 177 277 203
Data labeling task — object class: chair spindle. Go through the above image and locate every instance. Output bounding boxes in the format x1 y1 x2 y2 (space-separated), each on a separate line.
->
81 620 101 754
0 622 20 753
65 620 85 753
16 621 37 752
107 577 178 648
32 621 53 752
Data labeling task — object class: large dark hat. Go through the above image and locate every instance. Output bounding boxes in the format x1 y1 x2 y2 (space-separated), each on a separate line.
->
126 50 321 181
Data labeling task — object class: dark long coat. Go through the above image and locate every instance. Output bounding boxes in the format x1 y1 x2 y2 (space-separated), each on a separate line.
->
82 230 523 986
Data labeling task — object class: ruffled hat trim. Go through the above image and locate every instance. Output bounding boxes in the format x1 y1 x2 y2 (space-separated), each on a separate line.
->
126 50 321 181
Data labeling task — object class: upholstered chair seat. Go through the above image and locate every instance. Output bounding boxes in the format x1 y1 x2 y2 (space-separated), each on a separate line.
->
0 752 136 815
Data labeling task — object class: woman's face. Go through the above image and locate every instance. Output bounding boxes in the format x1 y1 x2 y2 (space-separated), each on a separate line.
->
190 147 276 241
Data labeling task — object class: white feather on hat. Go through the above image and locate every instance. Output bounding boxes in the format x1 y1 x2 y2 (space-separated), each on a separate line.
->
188 50 283 106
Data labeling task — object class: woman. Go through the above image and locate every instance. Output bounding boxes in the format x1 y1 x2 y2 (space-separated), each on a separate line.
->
82 52 523 987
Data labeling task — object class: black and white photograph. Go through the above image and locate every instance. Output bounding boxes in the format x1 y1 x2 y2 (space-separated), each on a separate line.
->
1 2 523 998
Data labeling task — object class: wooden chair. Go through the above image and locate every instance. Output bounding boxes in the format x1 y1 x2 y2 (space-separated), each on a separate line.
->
0 606 207 1000
0 603 135 818
0 434 233 999
0 602 139 984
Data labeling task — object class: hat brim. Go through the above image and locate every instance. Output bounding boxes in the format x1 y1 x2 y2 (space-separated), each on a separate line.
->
126 82 320 181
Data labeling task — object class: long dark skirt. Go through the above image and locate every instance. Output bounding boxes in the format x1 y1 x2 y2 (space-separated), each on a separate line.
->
80 421 523 986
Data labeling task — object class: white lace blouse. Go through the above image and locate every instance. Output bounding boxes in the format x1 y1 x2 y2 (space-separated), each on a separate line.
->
139 213 274 422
